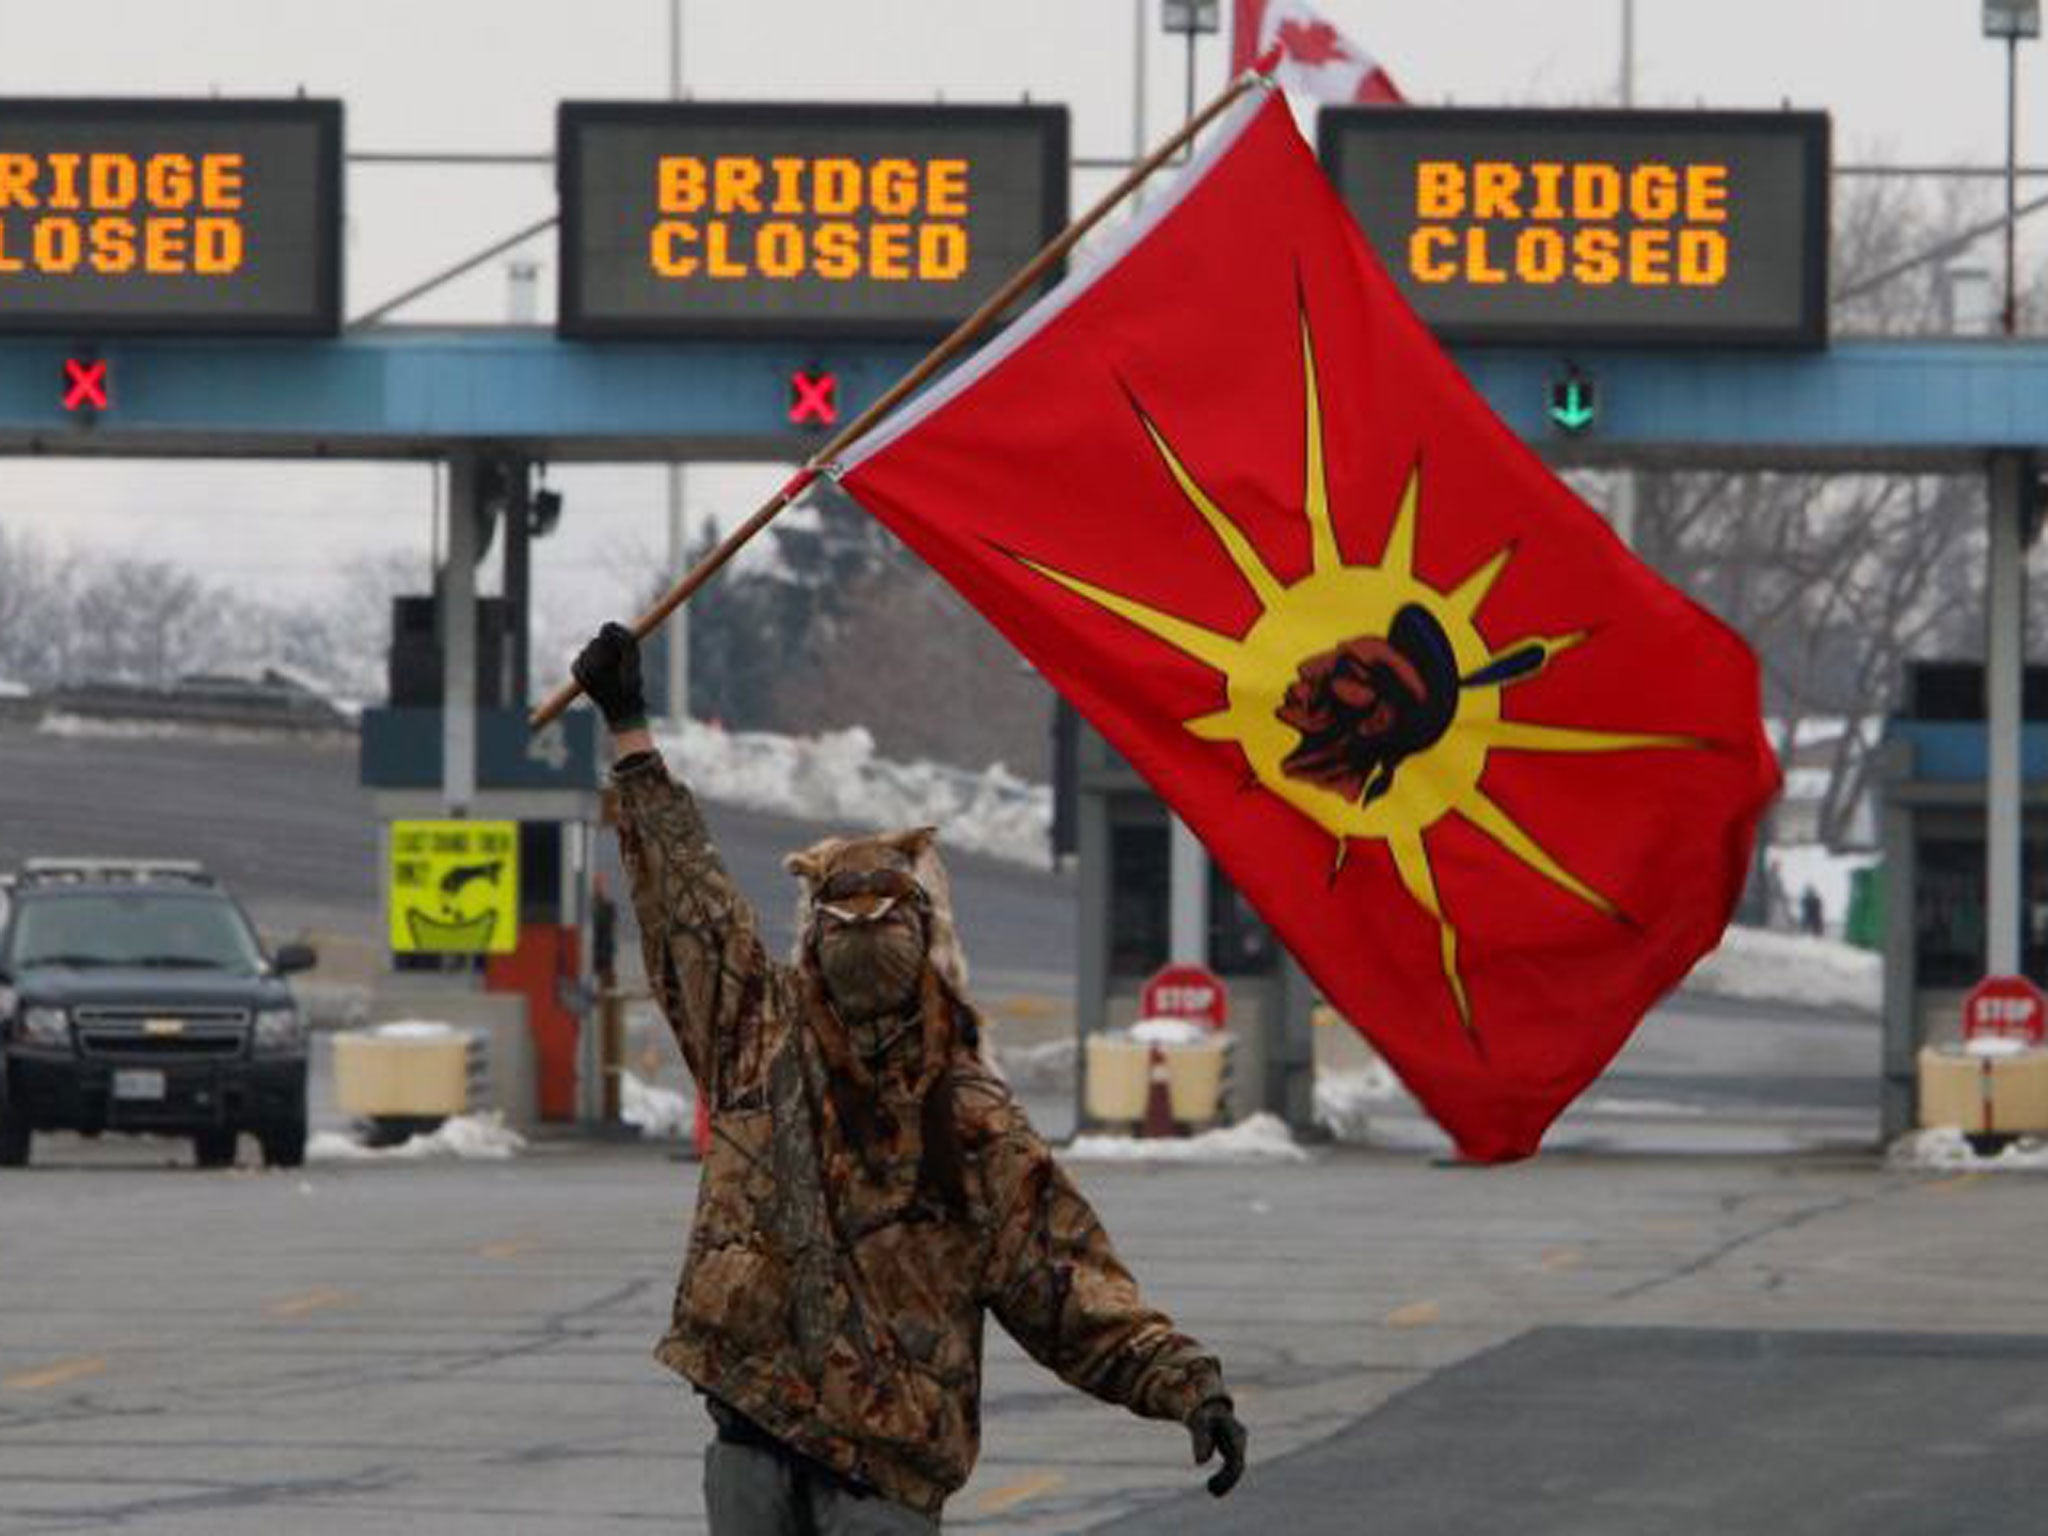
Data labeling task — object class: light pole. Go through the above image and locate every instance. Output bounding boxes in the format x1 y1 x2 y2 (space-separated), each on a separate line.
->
665 0 690 726
1159 5 1219 956
1984 0 2040 335
1161 1 1220 159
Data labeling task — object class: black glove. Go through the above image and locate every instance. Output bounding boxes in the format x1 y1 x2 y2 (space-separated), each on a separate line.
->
1187 1397 1247 1497
571 622 649 733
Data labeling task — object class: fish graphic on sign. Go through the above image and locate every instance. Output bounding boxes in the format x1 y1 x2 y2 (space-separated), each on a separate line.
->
387 823 519 955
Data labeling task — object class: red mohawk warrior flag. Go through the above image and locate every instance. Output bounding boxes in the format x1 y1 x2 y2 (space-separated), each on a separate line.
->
1231 0 1404 105
835 94 1777 1161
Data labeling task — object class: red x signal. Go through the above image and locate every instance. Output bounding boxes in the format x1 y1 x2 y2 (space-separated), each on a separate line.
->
788 368 838 427
62 357 109 412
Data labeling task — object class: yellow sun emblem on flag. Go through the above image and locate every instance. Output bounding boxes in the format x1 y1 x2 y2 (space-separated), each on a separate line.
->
1015 308 1704 1045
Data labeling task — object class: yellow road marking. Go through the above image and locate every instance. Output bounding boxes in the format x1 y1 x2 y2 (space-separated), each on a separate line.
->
975 1471 1067 1515
4 1356 107 1391
990 994 1061 1022
475 1237 539 1260
1926 1171 1985 1195
266 1287 353 1318
1539 1247 1583 1272
1384 1299 1440 1329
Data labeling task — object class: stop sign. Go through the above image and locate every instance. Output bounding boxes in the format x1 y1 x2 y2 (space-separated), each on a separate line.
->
1963 974 2047 1044
1140 963 1229 1031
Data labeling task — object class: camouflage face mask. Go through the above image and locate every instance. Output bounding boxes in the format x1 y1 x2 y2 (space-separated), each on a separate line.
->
812 868 931 1020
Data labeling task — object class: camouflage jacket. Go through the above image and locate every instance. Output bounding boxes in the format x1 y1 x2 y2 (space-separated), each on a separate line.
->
613 754 1227 1517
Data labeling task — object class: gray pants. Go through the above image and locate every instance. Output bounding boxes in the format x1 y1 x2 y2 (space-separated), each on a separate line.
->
704 1437 940 1535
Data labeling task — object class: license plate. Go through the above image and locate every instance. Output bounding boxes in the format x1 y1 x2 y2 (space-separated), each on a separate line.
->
112 1069 166 1101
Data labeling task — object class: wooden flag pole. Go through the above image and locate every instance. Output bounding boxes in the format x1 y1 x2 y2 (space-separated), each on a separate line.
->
529 59 1274 729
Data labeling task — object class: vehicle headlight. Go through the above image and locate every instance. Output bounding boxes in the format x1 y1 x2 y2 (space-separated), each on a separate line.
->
253 1005 304 1054
22 1005 69 1047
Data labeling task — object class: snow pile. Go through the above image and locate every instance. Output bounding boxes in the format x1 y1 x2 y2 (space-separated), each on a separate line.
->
1767 843 1877 938
621 1070 695 1138
992 1036 1078 1090
657 719 1050 866
1063 1111 1309 1164
1314 1061 1406 1143
39 712 189 740
1575 1095 1709 1118
1889 1127 2048 1172
369 1019 463 1040
1683 925 1880 1013
1127 1018 1214 1047
308 1111 527 1163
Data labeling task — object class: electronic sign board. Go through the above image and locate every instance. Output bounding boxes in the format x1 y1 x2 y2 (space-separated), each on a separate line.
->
1319 107 1829 348
0 99 341 337
558 102 1068 340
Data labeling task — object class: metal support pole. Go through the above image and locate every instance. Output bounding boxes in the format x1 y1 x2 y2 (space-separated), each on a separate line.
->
1986 451 2026 974
504 459 531 709
567 821 602 1127
1073 784 1112 1136
1169 817 1208 964
1132 0 1147 161
2006 34 2021 336
1613 469 1639 548
1619 0 1635 107
668 0 684 98
442 453 480 816
666 465 689 725
664 0 691 731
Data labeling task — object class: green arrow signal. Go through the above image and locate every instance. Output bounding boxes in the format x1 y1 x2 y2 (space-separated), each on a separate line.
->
1549 376 1596 433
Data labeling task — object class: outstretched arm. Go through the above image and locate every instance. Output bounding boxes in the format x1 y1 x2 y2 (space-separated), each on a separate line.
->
978 1106 1245 1493
577 624 769 1097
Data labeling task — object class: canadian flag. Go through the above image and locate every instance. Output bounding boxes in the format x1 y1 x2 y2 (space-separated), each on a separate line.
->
1231 0 1404 105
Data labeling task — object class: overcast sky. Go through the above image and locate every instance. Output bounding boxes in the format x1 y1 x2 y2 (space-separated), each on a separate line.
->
1 0 2043 674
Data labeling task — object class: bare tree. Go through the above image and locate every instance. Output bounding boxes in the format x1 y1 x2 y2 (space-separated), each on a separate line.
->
0 523 66 687
1604 168 2002 863
772 559 1055 775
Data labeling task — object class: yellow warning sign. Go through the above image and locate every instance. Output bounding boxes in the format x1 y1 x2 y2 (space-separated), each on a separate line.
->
387 820 519 955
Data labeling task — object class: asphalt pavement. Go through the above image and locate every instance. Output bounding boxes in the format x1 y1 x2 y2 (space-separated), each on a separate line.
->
2 1135 2042 1534
6 719 2013 1535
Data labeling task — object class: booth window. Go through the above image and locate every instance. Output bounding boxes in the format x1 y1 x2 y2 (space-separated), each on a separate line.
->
1915 838 1983 989
1109 818 1169 977
1207 859 1278 975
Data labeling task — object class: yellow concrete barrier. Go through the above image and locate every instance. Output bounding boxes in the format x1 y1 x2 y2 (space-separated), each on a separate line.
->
334 1028 482 1118
1083 1036 1149 1122
1917 1045 2048 1134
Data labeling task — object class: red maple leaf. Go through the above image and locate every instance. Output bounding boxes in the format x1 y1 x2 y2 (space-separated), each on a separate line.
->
1278 18 1353 66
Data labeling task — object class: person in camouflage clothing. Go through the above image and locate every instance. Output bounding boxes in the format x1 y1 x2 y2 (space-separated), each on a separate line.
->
573 623 1247 1535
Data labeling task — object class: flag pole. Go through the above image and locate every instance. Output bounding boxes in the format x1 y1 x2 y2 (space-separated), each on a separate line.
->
529 55 1277 730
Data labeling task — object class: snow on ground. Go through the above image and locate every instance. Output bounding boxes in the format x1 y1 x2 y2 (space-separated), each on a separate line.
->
655 719 1050 866
308 1111 526 1162
1767 842 1878 939
1683 925 1880 1013
992 1036 1079 1091
1063 1111 1309 1164
1314 1062 1405 1142
621 1070 695 1139
1889 1127 2048 1172
40 711 200 740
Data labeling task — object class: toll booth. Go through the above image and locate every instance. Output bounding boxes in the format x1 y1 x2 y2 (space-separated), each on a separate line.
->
356 452 604 1127
1880 661 2048 1138
1067 711 1318 1133
360 709 603 1125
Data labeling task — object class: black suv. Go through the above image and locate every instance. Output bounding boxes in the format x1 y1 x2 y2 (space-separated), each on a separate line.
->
0 860 315 1168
